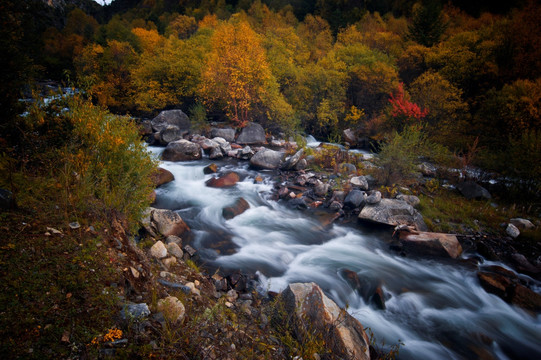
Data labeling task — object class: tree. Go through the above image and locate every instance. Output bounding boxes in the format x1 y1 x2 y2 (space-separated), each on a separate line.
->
408 0 447 47
386 82 428 131
199 19 278 126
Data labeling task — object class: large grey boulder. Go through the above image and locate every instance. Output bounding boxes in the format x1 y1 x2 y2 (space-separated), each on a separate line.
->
151 109 190 133
210 127 235 142
249 148 285 170
457 181 491 200
162 140 202 161
236 122 266 144
350 176 368 190
359 198 428 231
281 283 370 360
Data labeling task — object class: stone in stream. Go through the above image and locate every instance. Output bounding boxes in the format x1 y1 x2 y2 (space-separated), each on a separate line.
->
203 163 218 174
206 172 240 188
151 167 174 187
236 122 266 144
222 198 250 220
167 242 184 259
281 283 370 360
365 190 382 205
150 240 168 259
210 127 235 142
249 148 285 170
209 146 224 159
359 198 428 231
162 140 202 161
395 228 463 259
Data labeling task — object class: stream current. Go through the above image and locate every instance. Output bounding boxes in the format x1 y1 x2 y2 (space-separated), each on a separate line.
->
149 145 541 360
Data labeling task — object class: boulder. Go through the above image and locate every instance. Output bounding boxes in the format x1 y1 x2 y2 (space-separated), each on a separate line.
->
281 149 304 170
199 138 219 151
210 127 236 142
140 119 153 135
150 240 168 259
206 172 240 188
395 228 463 258
162 140 202 162
159 126 183 144
396 194 420 208
418 162 437 177
151 109 190 133
209 146 224 159
359 199 428 231
457 181 491 200
157 296 185 324
236 122 266 145
223 198 250 220
344 190 366 209
510 218 535 231
148 208 190 237
239 146 254 160
152 167 174 187
350 176 368 190
249 148 285 170
212 137 232 153
365 191 382 205
506 223 520 238
477 270 541 312
281 283 370 360
295 158 307 171
203 163 218 174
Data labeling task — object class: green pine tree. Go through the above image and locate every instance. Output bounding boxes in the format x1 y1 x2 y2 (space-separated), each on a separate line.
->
408 0 447 47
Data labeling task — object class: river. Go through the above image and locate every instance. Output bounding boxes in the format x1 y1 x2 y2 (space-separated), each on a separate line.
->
148 145 541 360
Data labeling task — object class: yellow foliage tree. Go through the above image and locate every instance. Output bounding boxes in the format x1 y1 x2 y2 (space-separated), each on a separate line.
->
199 19 275 126
131 27 164 54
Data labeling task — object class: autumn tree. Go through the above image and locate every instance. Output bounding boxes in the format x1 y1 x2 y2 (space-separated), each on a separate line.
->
199 19 292 128
165 14 198 38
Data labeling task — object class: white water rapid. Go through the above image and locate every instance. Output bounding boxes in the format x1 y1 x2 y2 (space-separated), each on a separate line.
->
149 146 541 359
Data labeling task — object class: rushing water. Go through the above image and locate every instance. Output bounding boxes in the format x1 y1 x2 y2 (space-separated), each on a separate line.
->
149 145 541 360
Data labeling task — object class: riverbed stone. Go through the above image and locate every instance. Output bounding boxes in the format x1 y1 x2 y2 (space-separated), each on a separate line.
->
149 208 190 237
340 163 357 174
281 283 370 360
152 167 174 187
359 198 428 231
314 180 330 197
167 242 184 259
281 149 304 170
295 158 307 170
206 172 240 188
212 137 232 153
396 229 463 258
209 146 224 159
223 198 250 220
249 148 285 170
203 163 218 174
157 296 185 324
236 122 266 144
159 126 183 144
350 176 368 190
162 140 202 162
151 109 190 133
150 241 168 259
396 194 420 208
365 191 382 205
343 128 357 146
510 218 535 230
457 181 491 200
506 223 520 238
211 127 235 142
344 189 366 209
